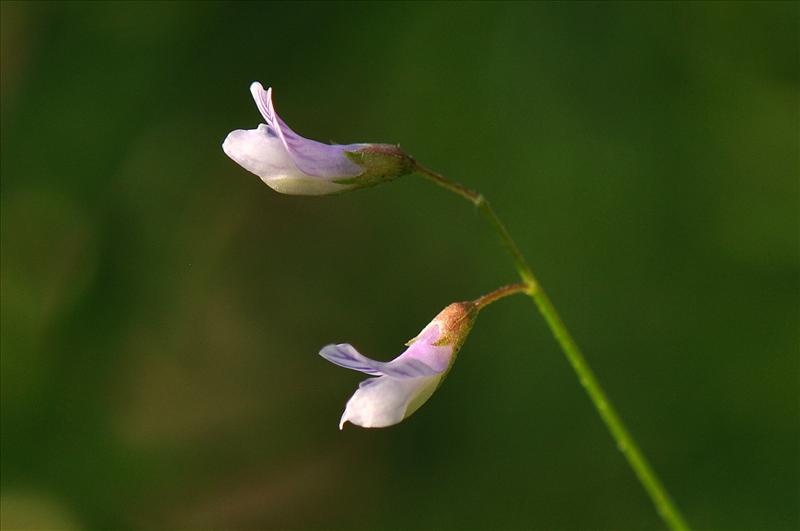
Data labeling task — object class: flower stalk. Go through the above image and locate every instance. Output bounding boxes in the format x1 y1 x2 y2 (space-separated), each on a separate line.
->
414 162 690 531
473 283 529 310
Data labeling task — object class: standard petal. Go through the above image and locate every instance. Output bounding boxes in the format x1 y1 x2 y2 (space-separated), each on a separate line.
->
319 344 382 375
250 83 289 149
249 82 363 179
339 374 442 429
320 344 442 378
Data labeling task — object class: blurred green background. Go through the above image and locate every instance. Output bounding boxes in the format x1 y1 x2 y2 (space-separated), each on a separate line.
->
1 1 798 530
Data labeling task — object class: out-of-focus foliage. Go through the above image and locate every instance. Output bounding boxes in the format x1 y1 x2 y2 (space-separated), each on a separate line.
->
1 2 797 529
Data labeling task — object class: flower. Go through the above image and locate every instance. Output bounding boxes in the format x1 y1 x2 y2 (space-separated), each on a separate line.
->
222 82 414 195
319 301 478 429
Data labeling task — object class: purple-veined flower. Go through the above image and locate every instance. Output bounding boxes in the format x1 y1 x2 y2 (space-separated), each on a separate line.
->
222 82 413 195
320 301 477 429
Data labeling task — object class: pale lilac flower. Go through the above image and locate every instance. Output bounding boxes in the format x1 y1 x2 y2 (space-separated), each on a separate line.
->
320 302 477 429
222 82 413 195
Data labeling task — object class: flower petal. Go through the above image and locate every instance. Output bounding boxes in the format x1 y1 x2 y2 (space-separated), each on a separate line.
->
250 83 290 151
319 343 442 378
395 324 453 373
222 125 298 179
249 82 363 179
223 125 355 195
339 374 442 429
319 344 382 375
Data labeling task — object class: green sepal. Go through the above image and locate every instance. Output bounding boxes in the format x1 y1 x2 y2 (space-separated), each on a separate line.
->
334 145 415 189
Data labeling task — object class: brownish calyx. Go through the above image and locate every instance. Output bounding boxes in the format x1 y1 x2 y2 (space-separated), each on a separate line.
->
431 301 478 348
359 143 413 160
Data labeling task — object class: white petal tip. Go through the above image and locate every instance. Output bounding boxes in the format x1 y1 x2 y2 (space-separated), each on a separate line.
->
249 81 272 102
221 130 240 158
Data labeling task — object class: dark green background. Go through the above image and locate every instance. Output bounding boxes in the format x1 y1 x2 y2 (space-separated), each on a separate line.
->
2 2 798 529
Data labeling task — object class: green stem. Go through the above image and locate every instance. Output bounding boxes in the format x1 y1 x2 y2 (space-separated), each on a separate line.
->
415 162 689 531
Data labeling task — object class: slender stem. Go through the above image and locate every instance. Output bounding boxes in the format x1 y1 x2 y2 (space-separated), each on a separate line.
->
413 164 537 289
415 162 690 531
474 283 528 310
